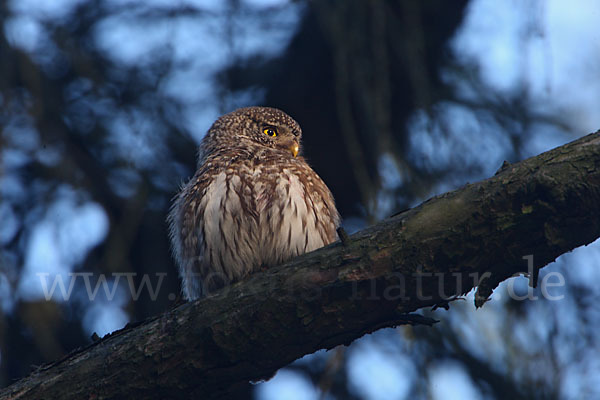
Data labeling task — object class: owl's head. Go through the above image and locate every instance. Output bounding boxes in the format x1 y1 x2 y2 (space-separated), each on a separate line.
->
201 107 303 161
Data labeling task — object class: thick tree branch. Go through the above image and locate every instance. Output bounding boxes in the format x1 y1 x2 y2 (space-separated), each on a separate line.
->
3 131 600 399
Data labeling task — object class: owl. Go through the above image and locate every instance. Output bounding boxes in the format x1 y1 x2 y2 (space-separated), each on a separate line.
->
168 107 340 300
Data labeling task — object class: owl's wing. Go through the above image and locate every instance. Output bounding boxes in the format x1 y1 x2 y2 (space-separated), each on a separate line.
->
303 166 341 245
167 173 210 300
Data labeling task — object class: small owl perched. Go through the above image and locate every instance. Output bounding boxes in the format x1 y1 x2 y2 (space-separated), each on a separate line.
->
168 107 340 300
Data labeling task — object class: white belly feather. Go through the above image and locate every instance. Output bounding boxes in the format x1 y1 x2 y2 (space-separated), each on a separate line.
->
200 167 324 282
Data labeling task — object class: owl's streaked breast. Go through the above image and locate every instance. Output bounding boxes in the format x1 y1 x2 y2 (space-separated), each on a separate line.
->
172 158 338 299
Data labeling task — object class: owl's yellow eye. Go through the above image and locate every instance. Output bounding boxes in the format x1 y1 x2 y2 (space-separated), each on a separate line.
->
263 127 278 137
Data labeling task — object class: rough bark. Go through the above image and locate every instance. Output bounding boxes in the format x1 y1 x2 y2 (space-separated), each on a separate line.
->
2 131 600 399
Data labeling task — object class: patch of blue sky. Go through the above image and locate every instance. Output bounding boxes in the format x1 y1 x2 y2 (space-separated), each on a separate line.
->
18 221 65 301
35 144 63 166
374 192 395 221
543 2 600 87
558 239 600 289
159 61 218 105
103 0 228 11
561 367 585 400
563 356 600 399
452 0 600 133
181 106 221 143
2 148 30 171
223 87 269 112
8 0 86 20
17 195 109 302
511 302 554 354
446 291 509 371
520 122 573 158
105 110 164 169
0 173 26 201
428 361 484 400
4 119 39 152
57 202 109 265
255 369 320 400
341 217 368 235
94 3 300 67
228 8 304 59
93 15 179 66
452 0 527 94
378 153 404 190
554 336 600 398
2 14 42 53
3 15 66 79
83 300 130 337
292 348 328 367
81 282 130 337
3 9 67 74
407 104 511 178
0 203 19 245
449 244 600 391
107 168 142 198
243 0 294 8
347 336 414 400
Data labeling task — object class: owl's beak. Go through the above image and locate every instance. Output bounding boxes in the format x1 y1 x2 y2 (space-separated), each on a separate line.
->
289 141 299 157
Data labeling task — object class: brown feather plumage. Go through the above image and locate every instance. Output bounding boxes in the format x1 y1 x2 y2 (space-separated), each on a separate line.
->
168 107 340 300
